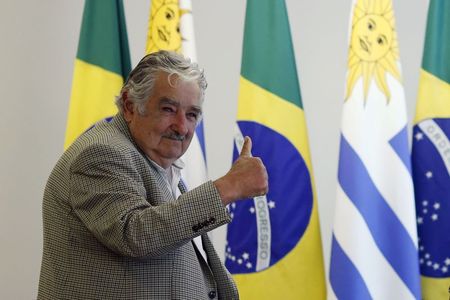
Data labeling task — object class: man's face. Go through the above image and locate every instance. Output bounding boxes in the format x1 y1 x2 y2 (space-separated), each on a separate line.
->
124 72 202 169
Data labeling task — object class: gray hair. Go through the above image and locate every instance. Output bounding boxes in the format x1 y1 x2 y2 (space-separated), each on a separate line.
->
115 50 207 115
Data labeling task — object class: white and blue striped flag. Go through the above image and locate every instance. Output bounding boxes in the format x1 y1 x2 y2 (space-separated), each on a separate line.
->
178 0 208 190
328 0 421 299
146 0 208 191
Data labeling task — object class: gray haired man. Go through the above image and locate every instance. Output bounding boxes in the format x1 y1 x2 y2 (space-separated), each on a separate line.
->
38 50 268 299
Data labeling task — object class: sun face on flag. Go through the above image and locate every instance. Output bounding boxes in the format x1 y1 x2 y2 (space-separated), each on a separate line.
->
146 0 183 53
346 0 401 101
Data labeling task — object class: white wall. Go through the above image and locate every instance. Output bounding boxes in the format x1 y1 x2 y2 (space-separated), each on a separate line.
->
0 0 428 298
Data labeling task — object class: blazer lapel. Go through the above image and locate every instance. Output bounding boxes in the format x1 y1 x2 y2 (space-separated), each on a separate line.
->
179 179 238 299
202 234 238 299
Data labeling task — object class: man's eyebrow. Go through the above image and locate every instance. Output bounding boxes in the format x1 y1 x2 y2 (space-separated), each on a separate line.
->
190 105 202 113
159 97 202 113
191 108 203 118
159 97 179 106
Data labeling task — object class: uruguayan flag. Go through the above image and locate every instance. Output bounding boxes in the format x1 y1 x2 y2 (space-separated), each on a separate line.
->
329 0 421 299
178 0 208 190
146 0 207 190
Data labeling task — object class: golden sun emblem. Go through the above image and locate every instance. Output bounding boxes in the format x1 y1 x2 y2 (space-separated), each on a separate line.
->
146 0 188 54
346 0 401 102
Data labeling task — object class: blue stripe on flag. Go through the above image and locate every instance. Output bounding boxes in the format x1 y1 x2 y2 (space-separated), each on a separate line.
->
195 120 206 162
338 134 421 297
389 126 412 175
329 235 372 300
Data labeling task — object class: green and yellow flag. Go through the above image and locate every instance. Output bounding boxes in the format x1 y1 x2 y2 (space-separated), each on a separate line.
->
225 0 326 298
412 0 450 299
65 0 131 148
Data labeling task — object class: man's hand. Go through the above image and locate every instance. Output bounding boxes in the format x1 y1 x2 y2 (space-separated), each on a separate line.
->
214 136 268 206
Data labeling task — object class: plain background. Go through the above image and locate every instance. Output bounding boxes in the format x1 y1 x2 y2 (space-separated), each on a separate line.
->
0 0 429 298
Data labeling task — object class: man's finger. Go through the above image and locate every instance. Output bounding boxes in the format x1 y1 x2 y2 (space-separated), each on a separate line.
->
240 136 252 157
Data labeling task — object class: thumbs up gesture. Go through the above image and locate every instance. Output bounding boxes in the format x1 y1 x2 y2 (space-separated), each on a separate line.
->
239 135 253 157
214 136 269 205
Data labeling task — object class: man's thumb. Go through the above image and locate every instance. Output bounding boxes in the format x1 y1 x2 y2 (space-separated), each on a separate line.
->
240 136 252 157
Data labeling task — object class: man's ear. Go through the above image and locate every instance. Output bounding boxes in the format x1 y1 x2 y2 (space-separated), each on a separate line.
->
123 92 134 121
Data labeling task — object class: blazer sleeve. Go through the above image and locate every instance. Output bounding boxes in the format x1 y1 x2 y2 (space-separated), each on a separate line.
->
69 142 231 258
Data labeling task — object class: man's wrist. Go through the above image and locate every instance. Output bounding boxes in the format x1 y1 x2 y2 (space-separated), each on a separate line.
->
213 177 235 206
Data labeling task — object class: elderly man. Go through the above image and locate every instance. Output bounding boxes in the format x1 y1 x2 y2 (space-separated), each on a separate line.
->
38 50 268 299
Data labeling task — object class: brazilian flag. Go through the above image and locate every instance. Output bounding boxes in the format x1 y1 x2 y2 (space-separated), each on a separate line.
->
225 0 326 298
65 0 131 148
412 0 450 299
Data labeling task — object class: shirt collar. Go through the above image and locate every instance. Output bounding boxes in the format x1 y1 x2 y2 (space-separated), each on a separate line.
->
147 157 185 198
147 157 185 172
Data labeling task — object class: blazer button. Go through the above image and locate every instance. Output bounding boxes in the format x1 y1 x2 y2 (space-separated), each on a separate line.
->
208 290 217 299
192 225 199 232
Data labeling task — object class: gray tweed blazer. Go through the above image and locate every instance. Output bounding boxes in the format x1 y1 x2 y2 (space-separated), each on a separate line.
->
38 114 238 300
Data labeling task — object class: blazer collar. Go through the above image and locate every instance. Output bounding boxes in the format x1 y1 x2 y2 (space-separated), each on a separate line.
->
111 113 134 142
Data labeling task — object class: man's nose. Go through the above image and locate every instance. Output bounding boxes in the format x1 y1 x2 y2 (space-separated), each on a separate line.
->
172 111 189 135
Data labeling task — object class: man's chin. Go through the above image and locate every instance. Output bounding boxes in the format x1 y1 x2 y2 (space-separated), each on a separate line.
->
163 148 186 160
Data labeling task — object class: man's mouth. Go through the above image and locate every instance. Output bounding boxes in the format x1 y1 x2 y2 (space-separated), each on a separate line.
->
163 133 185 141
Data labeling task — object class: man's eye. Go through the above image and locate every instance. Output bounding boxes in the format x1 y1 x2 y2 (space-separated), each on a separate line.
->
187 112 199 121
162 107 175 113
